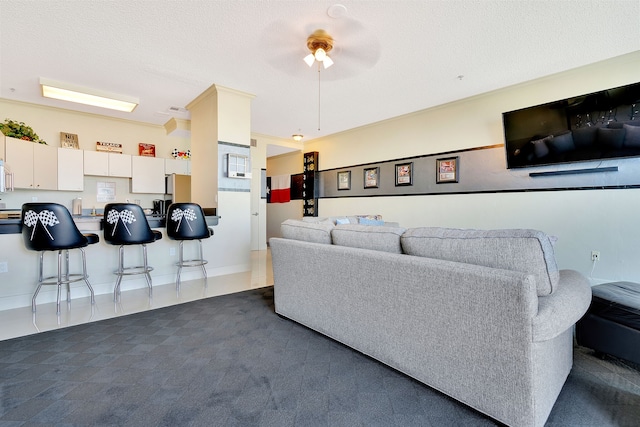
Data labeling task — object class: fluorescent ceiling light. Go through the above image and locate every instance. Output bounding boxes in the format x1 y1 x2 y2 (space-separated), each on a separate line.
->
40 78 138 112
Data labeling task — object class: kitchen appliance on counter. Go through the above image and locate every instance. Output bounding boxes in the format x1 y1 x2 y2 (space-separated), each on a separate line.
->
153 199 169 215
72 197 82 216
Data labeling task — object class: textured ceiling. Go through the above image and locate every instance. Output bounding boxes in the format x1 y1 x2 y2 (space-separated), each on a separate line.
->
1 0 639 148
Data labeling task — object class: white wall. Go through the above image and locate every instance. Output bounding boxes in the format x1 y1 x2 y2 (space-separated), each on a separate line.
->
304 51 640 285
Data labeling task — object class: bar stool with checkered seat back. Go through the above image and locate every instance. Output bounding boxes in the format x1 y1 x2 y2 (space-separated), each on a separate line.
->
21 203 98 313
165 203 213 289
103 203 162 301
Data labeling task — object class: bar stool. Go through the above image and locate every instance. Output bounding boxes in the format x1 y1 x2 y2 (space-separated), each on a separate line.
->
165 203 213 289
21 203 98 313
103 203 162 301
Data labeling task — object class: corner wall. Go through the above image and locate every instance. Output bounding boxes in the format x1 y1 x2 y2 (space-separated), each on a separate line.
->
304 51 640 285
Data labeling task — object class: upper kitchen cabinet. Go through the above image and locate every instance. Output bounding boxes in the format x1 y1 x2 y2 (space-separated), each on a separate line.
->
84 151 132 177
131 156 165 193
165 158 191 175
58 148 84 191
5 137 57 190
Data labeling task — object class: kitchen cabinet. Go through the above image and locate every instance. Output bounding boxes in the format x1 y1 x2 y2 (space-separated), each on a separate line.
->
83 151 132 177
165 158 191 175
58 148 84 191
131 156 165 193
5 137 57 190
0 136 5 161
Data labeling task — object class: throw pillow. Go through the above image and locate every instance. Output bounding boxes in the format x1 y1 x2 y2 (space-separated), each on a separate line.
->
531 136 551 158
358 217 385 226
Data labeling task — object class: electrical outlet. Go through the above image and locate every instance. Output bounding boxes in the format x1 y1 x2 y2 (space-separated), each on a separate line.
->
0 261 7 273
591 251 600 262
169 248 176 256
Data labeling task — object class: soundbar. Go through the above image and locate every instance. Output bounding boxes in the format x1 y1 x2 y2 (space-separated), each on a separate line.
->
529 166 618 177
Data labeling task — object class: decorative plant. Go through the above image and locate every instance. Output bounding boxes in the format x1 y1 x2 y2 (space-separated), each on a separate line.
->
0 118 47 144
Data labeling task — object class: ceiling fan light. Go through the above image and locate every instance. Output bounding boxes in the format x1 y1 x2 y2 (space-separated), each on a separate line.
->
323 56 334 69
314 48 327 62
303 53 315 67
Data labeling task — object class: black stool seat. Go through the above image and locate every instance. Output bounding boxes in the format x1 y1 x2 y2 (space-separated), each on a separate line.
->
166 203 213 289
21 202 98 313
103 203 162 301
576 281 640 365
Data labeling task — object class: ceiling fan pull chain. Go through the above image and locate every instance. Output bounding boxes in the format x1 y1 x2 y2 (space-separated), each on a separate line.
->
318 63 321 131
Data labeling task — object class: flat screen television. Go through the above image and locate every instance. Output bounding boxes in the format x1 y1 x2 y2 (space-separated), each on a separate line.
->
503 82 640 169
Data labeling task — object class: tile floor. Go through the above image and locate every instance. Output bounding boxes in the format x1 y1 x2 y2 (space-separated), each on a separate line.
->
0 249 273 342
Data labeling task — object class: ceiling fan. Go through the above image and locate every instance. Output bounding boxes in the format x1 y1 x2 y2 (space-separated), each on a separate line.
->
303 29 335 69
261 17 381 81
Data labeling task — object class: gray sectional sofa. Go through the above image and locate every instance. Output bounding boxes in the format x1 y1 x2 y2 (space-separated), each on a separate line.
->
270 219 592 427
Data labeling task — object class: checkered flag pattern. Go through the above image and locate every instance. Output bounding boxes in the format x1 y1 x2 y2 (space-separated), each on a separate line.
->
107 209 137 236
171 208 196 232
25 209 59 240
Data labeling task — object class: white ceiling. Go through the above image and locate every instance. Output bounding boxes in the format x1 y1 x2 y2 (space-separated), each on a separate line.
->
1 1 639 152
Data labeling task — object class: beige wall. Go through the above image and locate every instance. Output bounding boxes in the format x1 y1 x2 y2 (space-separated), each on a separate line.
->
301 51 640 285
0 99 190 210
266 150 303 240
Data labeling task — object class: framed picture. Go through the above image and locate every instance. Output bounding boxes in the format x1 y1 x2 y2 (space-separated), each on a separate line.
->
363 167 379 188
436 156 459 183
337 171 351 190
395 162 413 186
60 132 79 149
138 143 156 157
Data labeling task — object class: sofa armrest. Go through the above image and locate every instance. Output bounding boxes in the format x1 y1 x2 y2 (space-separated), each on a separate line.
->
532 269 592 342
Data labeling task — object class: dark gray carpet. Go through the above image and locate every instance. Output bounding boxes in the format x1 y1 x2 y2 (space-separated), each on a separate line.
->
1 287 639 426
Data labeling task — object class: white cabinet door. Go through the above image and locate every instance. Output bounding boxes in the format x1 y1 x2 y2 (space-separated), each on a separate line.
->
83 151 109 176
58 148 84 191
4 137 56 190
5 137 34 188
83 152 131 177
131 156 165 193
165 158 190 175
33 144 57 190
108 153 132 177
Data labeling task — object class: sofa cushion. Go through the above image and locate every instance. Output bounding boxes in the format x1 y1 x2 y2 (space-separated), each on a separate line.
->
623 123 640 148
281 219 334 244
572 127 598 148
548 132 575 154
331 224 406 254
598 127 625 149
401 227 559 296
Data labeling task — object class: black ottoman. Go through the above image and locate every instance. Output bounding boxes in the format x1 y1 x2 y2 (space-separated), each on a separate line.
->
576 281 640 366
